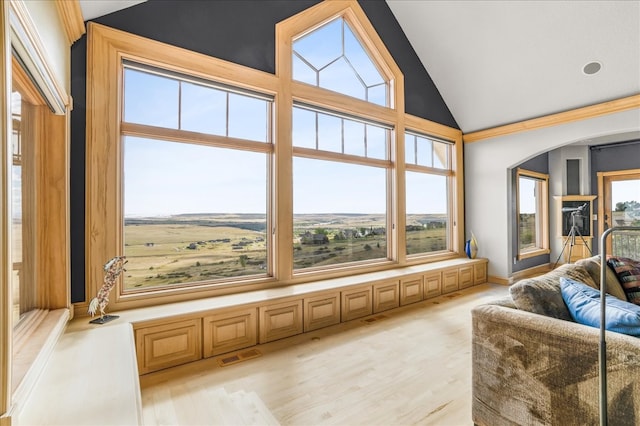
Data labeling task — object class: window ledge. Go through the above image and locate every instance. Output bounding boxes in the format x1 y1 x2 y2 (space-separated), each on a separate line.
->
13 321 142 426
517 248 551 261
69 257 487 331
10 308 69 419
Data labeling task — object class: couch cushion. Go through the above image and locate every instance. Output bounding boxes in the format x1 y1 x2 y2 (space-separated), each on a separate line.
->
576 256 628 301
510 263 597 321
607 257 640 306
560 276 640 337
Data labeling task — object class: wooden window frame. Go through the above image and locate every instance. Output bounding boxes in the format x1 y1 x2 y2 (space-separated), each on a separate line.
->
84 0 463 313
516 168 550 260
403 130 456 259
2 0 71 419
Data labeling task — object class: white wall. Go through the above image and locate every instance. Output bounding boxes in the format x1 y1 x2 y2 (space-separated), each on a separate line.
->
465 108 640 280
20 0 69 92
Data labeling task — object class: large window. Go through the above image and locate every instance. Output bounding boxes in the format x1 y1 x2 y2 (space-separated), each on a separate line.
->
86 0 463 309
121 65 272 292
516 169 550 259
405 132 453 256
292 106 392 270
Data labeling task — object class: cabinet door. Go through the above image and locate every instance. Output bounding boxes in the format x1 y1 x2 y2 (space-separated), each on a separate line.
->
442 269 459 294
459 266 474 289
203 308 257 358
423 271 442 299
400 276 424 306
473 262 487 285
304 293 340 332
341 287 372 321
259 300 303 343
135 318 202 375
373 281 399 313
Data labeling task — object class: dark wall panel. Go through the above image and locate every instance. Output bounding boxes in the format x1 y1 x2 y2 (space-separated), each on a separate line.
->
590 140 640 253
70 0 458 302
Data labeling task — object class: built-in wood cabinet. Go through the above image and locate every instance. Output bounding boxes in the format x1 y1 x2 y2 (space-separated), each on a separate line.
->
423 272 442 299
133 258 488 374
400 276 424 306
458 266 474 289
304 293 341 331
203 308 257 357
442 269 459 294
474 263 487 285
341 286 373 321
373 281 400 313
259 299 303 343
135 318 202 375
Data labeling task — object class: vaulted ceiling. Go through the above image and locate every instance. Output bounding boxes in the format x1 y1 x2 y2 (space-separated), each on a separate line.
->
79 0 640 135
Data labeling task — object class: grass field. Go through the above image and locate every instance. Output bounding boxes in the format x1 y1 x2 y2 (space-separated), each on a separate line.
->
123 213 447 290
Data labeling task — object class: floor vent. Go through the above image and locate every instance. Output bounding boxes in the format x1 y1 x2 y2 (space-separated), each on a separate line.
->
217 348 262 367
362 314 389 324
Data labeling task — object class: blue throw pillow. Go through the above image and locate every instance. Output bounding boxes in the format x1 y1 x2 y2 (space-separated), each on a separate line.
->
560 277 640 337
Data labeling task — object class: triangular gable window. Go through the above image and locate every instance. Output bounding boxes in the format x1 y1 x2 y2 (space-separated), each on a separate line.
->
293 17 388 107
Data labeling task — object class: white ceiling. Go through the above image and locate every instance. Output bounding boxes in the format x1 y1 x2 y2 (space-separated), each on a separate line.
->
79 0 640 134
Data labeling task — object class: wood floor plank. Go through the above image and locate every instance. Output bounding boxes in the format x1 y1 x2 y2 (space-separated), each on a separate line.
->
140 283 509 425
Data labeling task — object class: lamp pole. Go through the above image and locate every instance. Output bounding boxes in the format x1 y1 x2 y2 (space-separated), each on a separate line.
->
598 226 638 426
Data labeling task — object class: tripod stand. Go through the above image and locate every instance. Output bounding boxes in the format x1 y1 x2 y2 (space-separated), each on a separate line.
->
553 205 592 268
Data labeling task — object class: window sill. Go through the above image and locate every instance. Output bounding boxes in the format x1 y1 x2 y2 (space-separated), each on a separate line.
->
517 248 551 261
10 308 69 418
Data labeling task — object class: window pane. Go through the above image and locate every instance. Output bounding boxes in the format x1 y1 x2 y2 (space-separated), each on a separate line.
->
405 172 449 255
292 107 316 149
294 106 390 160
228 93 269 142
405 134 416 165
293 18 342 70
293 157 387 269
181 82 226 135
518 176 539 251
343 120 365 157
366 125 388 160
124 68 179 128
416 136 433 167
292 17 388 107
343 24 384 88
320 57 366 101
123 137 268 290
433 140 449 169
611 179 640 258
317 113 342 153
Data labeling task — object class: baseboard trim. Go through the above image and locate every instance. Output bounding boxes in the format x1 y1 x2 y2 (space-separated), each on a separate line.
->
488 275 509 285
509 263 552 284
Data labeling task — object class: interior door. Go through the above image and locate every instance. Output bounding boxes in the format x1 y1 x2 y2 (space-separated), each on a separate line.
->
599 170 640 257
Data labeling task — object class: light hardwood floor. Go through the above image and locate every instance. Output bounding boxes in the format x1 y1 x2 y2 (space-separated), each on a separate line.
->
140 283 509 426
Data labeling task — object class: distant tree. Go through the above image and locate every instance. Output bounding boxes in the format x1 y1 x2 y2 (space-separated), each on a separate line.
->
364 243 372 251
315 227 329 235
239 255 248 268
615 200 640 212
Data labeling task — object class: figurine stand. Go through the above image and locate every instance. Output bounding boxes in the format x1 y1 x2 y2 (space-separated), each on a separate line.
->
89 314 120 325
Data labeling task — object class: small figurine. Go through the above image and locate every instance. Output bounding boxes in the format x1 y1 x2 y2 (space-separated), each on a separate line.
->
88 256 128 324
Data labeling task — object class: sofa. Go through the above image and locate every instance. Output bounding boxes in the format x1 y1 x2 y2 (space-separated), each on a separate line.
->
472 256 640 426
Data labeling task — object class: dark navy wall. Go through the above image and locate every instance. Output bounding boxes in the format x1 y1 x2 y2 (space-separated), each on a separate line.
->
511 153 550 273
590 140 640 253
70 0 458 302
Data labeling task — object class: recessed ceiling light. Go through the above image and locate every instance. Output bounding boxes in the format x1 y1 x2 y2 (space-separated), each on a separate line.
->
583 61 602 75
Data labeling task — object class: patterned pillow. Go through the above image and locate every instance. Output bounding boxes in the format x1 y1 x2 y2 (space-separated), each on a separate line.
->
510 264 597 321
575 256 628 301
607 257 640 306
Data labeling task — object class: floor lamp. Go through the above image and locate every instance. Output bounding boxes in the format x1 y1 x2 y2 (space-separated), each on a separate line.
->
598 225 639 426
